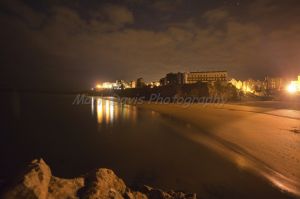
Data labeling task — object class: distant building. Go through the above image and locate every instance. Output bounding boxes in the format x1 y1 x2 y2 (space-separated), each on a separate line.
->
115 80 130 89
166 73 185 85
95 80 132 90
95 82 117 90
148 81 160 88
230 76 288 96
264 76 284 91
129 80 136 88
230 78 260 94
159 77 167 86
243 79 264 93
136 78 146 88
183 71 228 84
160 71 228 86
229 79 243 90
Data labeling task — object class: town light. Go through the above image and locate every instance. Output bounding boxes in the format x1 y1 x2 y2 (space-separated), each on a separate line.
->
285 75 300 94
102 82 113 89
287 82 297 94
95 82 116 90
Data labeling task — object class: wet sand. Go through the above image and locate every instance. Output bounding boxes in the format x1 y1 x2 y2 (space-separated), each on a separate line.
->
139 102 300 197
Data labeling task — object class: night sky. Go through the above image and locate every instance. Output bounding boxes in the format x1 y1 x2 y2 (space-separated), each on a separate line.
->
1 0 300 90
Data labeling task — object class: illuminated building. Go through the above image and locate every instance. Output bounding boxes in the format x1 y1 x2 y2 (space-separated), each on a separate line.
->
116 80 131 89
148 81 160 88
230 75 300 97
95 80 135 90
230 78 266 95
264 76 284 91
160 71 228 86
229 79 243 90
129 80 136 88
183 71 228 84
95 82 116 90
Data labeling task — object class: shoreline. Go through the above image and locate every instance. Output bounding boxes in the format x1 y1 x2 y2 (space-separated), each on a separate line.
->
137 102 300 197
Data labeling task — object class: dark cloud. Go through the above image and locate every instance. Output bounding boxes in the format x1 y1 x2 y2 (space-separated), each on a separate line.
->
151 0 183 12
1 0 300 90
101 4 134 25
203 8 230 23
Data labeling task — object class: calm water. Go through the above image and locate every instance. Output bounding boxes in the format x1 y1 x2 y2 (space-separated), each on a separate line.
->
0 92 295 199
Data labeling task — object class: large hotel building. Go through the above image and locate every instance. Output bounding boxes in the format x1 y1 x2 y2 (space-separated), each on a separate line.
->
183 71 228 84
160 71 228 86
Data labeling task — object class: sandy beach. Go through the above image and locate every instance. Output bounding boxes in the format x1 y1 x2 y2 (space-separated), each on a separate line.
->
139 102 300 196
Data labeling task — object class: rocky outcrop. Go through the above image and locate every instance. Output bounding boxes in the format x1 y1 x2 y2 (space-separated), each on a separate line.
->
2 159 51 199
1 159 197 199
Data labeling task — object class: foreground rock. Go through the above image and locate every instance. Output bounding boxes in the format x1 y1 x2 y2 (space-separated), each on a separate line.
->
1 159 197 199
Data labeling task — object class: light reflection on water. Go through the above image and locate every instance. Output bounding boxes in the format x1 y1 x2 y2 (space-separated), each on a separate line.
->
91 97 137 128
